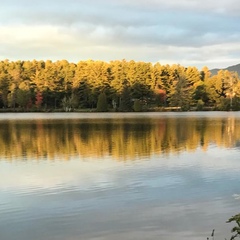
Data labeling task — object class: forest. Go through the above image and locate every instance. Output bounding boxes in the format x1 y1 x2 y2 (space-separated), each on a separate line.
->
0 59 240 112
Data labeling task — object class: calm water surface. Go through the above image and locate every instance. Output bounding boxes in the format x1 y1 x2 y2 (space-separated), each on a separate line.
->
0 112 240 240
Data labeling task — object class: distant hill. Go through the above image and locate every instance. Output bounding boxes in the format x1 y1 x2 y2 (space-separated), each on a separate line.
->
210 63 240 75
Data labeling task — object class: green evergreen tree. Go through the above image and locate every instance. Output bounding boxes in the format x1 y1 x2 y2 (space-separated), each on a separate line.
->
133 99 142 112
0 74 10 107
169 73 191 110
96 92 108 112
119 86 132 112
16 88 31 110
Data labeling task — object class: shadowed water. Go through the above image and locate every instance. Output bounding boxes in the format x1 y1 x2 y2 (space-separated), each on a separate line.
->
0 112 240 240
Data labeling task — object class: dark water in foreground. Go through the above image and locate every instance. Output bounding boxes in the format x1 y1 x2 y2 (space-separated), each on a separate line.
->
0 112 240 240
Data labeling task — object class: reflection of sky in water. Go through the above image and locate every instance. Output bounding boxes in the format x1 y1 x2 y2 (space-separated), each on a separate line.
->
0 145 240 240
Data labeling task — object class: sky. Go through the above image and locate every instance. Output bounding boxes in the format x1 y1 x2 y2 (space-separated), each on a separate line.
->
1 0 240 69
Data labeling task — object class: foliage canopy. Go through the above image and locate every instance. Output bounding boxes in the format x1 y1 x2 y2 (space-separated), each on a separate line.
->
0 59 240 111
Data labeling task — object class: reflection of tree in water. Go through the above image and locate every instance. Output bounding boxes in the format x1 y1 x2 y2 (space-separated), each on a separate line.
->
226 117 235 147
195 118 208 148
0 116 240 161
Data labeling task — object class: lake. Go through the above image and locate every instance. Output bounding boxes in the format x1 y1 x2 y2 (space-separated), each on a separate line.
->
0 112 240 240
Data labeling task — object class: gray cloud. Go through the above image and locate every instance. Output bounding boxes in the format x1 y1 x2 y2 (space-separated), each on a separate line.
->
1 0 240 68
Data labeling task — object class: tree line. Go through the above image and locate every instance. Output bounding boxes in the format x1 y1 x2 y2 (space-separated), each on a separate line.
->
0 59 240 111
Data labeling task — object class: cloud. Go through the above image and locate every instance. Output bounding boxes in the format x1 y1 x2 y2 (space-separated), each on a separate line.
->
233 194 240 200
1 0 240 68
